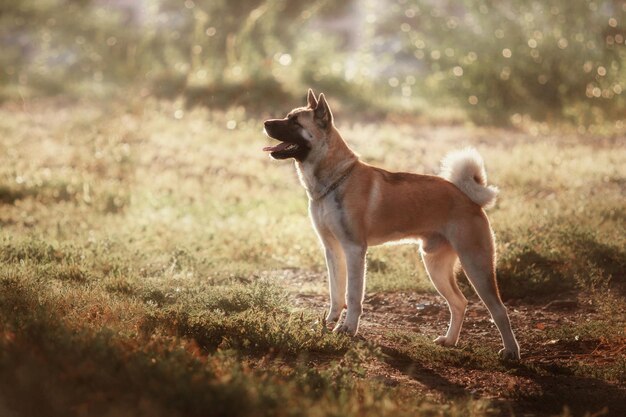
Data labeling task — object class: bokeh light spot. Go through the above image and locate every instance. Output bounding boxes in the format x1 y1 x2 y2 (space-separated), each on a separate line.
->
278 54 292 66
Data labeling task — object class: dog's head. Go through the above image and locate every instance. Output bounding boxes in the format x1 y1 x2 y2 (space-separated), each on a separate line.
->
263 89 334 162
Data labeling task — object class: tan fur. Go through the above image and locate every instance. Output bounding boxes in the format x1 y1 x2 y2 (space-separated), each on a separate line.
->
263 90 520 360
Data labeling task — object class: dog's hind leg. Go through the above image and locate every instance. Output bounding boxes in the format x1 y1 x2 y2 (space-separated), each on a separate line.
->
452 219 521 360
421 239 467 347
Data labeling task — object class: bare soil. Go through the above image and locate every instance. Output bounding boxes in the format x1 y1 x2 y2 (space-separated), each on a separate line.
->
275 269 626 417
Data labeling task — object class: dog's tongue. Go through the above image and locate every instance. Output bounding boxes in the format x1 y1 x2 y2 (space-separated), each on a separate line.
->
263 142 290 152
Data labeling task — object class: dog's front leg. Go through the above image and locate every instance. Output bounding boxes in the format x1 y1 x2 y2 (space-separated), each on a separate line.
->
333 243 366 336
323 240 347 326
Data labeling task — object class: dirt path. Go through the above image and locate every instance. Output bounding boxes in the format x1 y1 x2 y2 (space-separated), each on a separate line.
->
270 269 626 417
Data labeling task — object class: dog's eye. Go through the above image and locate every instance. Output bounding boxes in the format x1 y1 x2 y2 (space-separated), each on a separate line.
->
291 119 303 128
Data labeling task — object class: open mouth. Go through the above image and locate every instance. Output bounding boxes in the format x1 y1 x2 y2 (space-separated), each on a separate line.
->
262 142 300 153
262 140 303 160
262 120 311 160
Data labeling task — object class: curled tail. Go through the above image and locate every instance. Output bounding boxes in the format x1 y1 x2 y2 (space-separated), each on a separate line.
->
440 147 499 209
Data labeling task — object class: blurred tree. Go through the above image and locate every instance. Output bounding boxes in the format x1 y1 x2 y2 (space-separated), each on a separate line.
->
1 0 624 125
389 0 626 124
152 0 334 108
0 0 149 95
0 0 334 107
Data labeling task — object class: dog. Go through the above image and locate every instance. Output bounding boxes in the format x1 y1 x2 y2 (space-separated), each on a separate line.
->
263 89 520 360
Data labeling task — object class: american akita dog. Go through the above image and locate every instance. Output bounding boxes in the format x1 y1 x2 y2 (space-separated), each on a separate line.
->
263 89 520 359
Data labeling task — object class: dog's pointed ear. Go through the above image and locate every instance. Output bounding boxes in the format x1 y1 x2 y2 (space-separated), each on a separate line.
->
314 93 333 129
307 88 318 108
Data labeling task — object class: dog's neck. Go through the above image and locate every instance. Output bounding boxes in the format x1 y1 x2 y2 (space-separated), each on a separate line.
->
295 127 358 200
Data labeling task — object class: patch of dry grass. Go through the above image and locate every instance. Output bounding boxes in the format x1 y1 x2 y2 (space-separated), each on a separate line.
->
0 97 624 416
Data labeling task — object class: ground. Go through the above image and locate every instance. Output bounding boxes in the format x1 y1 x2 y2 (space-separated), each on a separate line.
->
284 268 625 416
0 98 624 417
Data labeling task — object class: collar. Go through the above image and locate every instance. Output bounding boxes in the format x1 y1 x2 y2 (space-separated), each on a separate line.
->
310 162 357 201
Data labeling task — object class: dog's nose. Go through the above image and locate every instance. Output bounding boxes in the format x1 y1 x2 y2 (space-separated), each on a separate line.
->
264 119 282 127
263 120 274 137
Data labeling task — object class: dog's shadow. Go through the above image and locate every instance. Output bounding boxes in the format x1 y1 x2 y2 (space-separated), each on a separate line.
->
371 340 469 397
368 338 626 417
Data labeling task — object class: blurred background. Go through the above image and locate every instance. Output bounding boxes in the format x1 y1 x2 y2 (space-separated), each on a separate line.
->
1 0 625 129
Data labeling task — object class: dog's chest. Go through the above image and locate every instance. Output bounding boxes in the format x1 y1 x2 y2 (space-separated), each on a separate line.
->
309 194 344 232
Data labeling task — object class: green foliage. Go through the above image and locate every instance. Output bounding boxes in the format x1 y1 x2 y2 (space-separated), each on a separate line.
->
496 225 626 300
388 332 505 371
392 0 626 124
148 307 351 356
2 0 624 125
0 0 144 95
183 75 293 111
546 320 624 344
137 279 353 356
0 0 332 109
0 238 71 264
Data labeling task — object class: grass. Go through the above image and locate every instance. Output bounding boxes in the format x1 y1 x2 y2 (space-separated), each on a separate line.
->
0 97 624 416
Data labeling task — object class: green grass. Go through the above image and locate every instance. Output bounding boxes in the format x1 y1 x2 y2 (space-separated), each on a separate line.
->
387 332 506 371
0 97 624 416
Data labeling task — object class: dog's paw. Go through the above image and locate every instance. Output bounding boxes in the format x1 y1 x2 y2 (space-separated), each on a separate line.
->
499 348 521 361
332 322 358 336
433 336 456 347
325 312 342 327
325 320 338 329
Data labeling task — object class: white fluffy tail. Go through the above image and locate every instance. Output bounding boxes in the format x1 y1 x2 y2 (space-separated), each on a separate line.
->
440 147 498 209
